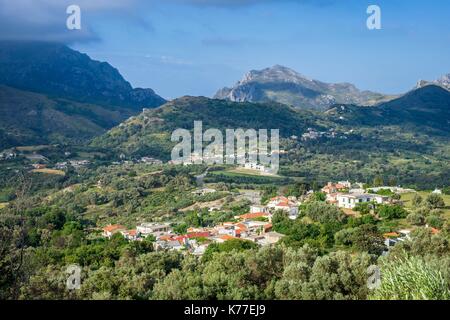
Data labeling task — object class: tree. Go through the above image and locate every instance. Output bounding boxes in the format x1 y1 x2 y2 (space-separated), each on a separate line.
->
202 239 257 262
275 248 371 300
334 228 357 246
19 265 77 300
378 205 407 220
272 211 292 234
425 215 444 229
412 193 423 207
351 224 386 256
304 202 347 224
389 227 450 258
311 192 326 202
152 269 204 300
373 176 384 187
354 202 371 215
442 187 450 195
407 213 425 226
425 194 445 209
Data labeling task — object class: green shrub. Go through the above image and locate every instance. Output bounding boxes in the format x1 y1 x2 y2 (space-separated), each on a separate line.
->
407 213 425 226
370 256 450 300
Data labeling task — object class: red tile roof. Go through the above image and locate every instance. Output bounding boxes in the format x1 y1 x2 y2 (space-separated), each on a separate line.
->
218 235 237 241
236 223 248 231
187 232 211 238
238 212 269 220
103 224 126 233
276 201 290 207
431 228 440 235
271 196 289 202
123 229 137 236
383 232 399 238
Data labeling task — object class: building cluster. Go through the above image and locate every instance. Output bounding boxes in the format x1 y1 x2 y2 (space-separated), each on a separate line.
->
265 196 300 219
100 196 303 255
101 217 283 255
243 162 271 173
102 222 171 242
55 160 90 169
301 128 340 141
0 150 17 161
321 181 394 209
138 157 163 165
322 181 399 209
191 188 217 196
321 181 422 211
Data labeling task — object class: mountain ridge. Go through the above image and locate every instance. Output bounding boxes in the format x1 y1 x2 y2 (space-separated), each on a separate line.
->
214 65 393 110
0 85 140 149
0 41 167 149
0 41 166 111
416 73 450 91
94 85 450 161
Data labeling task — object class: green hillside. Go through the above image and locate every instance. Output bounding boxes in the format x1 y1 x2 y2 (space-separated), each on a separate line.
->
0 85 137 148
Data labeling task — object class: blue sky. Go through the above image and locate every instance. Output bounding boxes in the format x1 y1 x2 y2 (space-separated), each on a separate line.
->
2 0 450 99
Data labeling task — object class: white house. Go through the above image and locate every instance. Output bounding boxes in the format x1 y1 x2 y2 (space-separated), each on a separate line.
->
337 194 374 209
191 188 217 196
136 223 171 238
120 229 138 241
337 193 390 209
250 205 269 214
244 162 267 173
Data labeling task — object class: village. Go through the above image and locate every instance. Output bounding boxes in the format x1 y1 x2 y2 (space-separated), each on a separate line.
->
101 194 295 255
100 180 443 255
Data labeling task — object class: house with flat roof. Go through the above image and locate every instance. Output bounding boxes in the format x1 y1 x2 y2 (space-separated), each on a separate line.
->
337 193 390 209
136 222 171 238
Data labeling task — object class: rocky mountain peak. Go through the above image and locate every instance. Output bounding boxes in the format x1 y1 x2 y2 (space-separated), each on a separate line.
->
214 65 388 110
240 65 312 85
416 73 450 91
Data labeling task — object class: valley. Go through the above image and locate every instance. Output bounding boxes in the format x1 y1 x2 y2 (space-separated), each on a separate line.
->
0 40 449 301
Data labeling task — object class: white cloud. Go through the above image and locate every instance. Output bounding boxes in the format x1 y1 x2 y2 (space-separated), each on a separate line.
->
0 0 137 42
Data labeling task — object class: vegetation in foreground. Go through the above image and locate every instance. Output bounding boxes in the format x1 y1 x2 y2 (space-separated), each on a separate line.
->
0 162 449 300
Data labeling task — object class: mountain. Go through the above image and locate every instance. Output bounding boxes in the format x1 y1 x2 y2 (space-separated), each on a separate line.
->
416 73 450 91
0 41 167 149
95 85 450 166
214 65 392 110
325 85 450 134
0 41 166 111
0 85 139 149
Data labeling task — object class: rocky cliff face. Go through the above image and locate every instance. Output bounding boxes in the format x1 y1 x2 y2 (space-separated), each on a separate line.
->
0 41 166 110
417 74 450 91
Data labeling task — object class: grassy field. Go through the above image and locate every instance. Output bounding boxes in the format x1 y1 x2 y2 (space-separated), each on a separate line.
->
211 168 284 180
16 145 52 152
31 168 66 176
0 203 8 209
230 167 280 177
401 191 450 219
